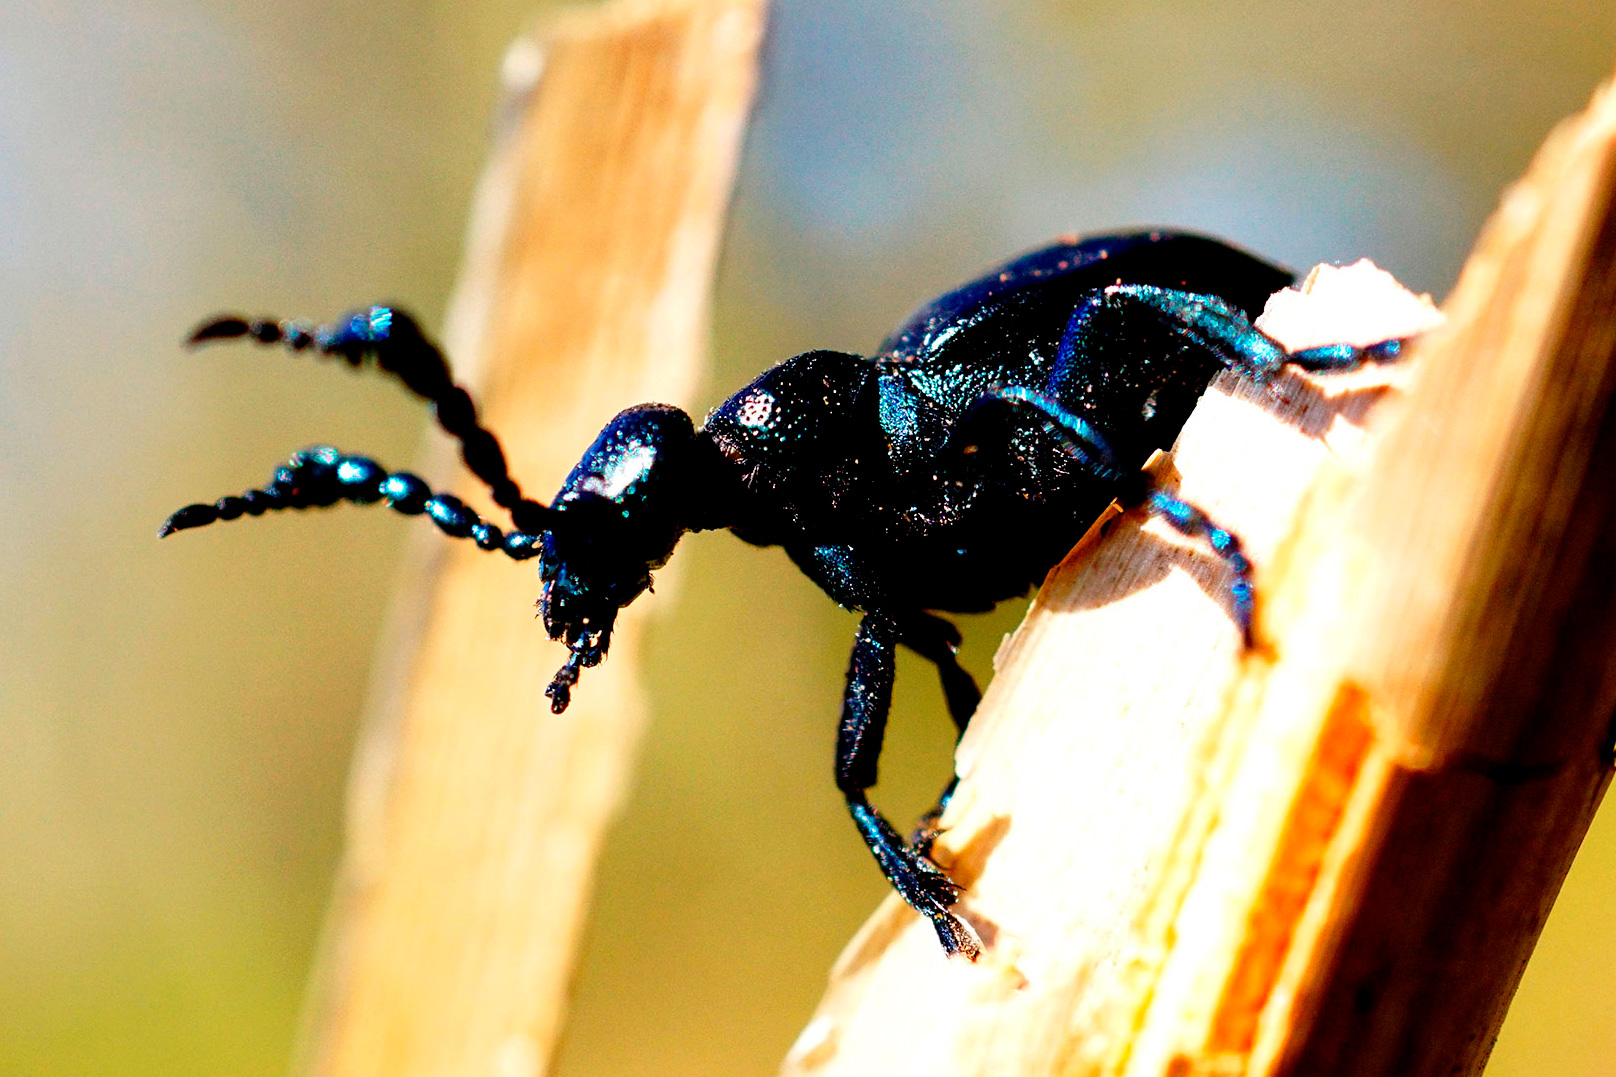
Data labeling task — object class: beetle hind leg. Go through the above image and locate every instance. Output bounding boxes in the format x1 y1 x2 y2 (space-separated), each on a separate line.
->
1284 338 1404 371
1088 284 1408 380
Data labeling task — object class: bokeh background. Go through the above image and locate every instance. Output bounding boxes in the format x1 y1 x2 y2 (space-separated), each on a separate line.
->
4 1 1616 1074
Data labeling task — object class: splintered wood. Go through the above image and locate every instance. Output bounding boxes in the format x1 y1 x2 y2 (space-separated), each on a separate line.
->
784 73 1616 1077
293 4 763 1077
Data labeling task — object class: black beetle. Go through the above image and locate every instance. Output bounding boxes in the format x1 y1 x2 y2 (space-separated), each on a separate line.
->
162 230 1402 957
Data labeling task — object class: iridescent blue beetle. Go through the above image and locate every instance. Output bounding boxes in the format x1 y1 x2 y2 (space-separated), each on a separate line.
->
162 231 1402 957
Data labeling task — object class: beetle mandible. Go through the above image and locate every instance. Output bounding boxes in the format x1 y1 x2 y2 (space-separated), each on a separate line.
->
161 230 1404 958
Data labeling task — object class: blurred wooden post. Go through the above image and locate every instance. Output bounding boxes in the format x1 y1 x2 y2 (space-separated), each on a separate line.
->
293 3 764 1076
784 70 1616 1077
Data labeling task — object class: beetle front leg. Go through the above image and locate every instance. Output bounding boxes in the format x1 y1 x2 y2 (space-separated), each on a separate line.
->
839 613 981 959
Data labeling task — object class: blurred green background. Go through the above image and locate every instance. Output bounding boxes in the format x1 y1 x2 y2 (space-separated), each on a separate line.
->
3 1 1616 1074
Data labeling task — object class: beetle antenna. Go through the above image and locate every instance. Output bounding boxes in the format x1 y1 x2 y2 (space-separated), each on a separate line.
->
158 446 544 561
189 306 553 535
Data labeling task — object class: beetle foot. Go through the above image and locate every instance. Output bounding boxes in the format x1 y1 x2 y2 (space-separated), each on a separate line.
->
902 851 979 959
910 806 946 858
929 908 982 960
913 837 982 958
850 793 980 959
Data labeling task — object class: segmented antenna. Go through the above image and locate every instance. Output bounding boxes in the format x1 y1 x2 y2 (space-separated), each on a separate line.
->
189 306 552 534
158 446 544 562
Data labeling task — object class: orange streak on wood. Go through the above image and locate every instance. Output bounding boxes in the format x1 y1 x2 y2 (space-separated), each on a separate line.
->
1207 684 1372 1055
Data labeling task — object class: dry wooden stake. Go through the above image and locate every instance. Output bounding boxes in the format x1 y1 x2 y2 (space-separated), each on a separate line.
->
292 3 764 1076
784 68 1616 1077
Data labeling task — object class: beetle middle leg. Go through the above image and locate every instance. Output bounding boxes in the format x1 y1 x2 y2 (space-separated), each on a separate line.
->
972 386 1258 642
894 613 979 853
898 613 981 734
839 612 981 959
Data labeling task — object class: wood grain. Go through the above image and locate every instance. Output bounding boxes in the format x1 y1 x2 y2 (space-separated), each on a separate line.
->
292 4 764 1076
783 69 1616 1077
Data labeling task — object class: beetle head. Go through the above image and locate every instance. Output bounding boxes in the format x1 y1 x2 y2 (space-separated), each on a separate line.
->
540 403 696 712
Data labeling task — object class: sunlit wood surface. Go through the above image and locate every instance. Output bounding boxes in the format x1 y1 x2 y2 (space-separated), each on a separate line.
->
784 69 1616 1077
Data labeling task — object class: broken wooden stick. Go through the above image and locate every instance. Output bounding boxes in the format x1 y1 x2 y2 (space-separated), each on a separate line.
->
784 66 1616 1077
292 3 764 1076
